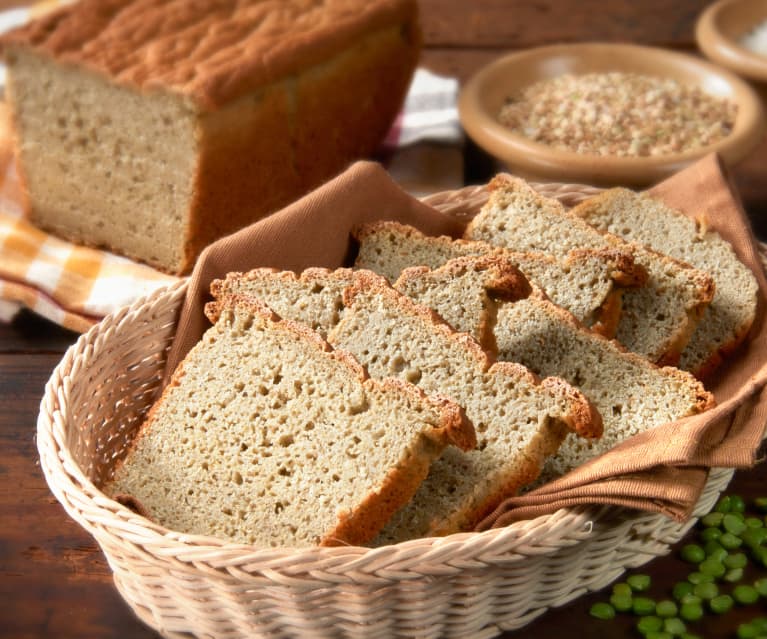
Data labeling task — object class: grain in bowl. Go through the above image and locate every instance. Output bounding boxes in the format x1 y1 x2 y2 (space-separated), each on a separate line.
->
497 72 738 158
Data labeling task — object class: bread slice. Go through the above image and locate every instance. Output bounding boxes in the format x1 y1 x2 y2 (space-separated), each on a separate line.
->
208 267 357 338
354 220 646 337
570 188 759 377
105 297 475 548
327 271 602 542
396 256 715 480
464 175 715 365
394 254 529 350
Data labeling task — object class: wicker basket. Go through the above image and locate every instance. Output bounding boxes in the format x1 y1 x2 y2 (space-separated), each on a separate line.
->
36 182 749 639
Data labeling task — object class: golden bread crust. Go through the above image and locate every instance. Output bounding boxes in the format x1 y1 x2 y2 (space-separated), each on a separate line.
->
2 0 420 110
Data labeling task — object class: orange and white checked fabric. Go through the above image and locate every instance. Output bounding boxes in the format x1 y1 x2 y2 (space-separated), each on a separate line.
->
0 3 463 332
0 0 178 332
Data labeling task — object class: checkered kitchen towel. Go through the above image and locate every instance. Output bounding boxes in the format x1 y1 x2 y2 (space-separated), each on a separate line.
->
0 4 463 332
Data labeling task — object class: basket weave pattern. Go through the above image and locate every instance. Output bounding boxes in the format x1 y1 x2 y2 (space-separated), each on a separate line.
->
37 183 747 639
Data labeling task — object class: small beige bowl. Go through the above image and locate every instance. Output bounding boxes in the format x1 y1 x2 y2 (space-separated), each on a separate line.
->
458 43 766 186
696 0 767 84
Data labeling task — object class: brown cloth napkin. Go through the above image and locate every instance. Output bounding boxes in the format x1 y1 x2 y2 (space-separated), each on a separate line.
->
164 154 767 529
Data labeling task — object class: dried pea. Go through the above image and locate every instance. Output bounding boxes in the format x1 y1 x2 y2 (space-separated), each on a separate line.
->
730 495 746 513
680 544 705 564
687 572 714 585
633 597 656 616
655 600 677 618
733 584 760 605
724 552 748 569
610 592 633 612
627 574 652 592
703 542 727 562
701 512 724 527
709 594 734 614
754 578 767 597
679 600 703 622
724 567 745 583
612 582 632 597
700 512 724 527
693 582 718 600
737 622 759 639
716 496 732 513
720 532 743 550
637 615 664 634
724 513 747 535
700 527 722 543
589 602 616 620
663 618 686 635
672 582 693 601
698 558 726 579
746 517 764 529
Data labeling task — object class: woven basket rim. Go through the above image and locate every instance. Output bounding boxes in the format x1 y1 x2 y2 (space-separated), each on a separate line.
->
35 180 761 578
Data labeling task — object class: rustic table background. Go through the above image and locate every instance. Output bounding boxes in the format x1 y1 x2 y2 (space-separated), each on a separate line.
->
2 1 767 638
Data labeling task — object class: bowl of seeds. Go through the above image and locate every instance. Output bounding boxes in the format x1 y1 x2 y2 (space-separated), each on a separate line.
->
458 42 765 185
696 0 767 85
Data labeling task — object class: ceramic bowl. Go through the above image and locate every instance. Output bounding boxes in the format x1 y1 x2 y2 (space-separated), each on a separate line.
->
458 42 765 186
696 0 767 84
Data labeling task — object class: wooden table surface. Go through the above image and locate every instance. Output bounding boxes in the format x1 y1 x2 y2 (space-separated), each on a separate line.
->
3 1 767 638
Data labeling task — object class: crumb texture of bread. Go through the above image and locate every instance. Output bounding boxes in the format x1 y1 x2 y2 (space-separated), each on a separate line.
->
397 258 714 482
2 0 420 273
209 268 356 337
395 255 531 349
326 272 601 542
571 188 759 376
354 220 642 334
464 176 714 364
104 300 473 548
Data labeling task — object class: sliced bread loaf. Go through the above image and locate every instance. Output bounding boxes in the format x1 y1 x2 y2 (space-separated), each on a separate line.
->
354 220 646 336
464 175 715 365
570 188 759 377
105 297 475 548
396 256 715 480
326 271 602 542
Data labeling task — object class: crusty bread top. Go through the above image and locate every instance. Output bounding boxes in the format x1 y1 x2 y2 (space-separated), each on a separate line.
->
1 0 418 110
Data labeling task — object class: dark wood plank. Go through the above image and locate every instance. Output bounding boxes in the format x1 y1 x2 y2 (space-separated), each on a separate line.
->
0 353 159 639
500 458 767 638
0 310 78 354
418 0 710 48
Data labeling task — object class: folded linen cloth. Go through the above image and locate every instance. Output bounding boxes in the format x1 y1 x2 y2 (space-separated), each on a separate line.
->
165 154 767 527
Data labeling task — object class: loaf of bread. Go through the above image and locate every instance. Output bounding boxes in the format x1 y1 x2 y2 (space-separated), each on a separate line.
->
571 188 759 378
1 0 420 274
326 271 602 540
105 296 475 548
465 175 715 365
354 220 646 337
395 256 714 481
